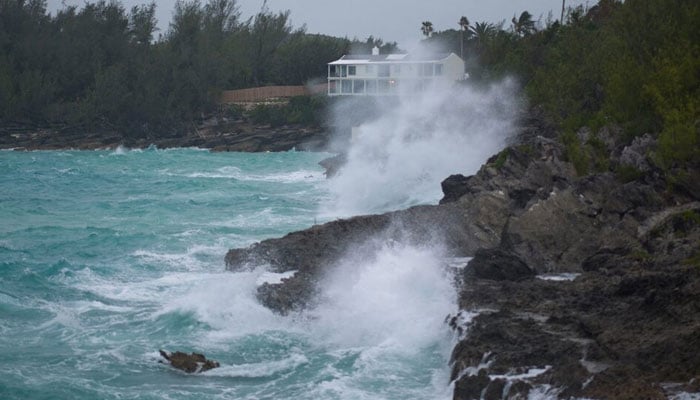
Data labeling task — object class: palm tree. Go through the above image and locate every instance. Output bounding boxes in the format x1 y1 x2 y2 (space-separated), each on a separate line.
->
512 11 535 36
458 16 470 58
421 21 433 38
561 0 566 24
470 21 495 49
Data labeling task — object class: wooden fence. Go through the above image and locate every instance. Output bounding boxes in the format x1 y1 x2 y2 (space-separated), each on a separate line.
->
219 84 327 103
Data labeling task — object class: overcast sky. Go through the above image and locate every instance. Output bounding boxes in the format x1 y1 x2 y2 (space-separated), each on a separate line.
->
47 0 587 46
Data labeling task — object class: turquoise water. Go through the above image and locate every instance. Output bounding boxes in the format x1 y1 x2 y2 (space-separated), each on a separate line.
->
0 148 456 400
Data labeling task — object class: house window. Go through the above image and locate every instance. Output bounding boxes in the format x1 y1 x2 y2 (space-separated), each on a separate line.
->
340 65 347 77
378 64 390 77
353 80 365 94
348 66 356 76
435 64 443 76
366 80 377 93
329 65 339 77
341 80 352 93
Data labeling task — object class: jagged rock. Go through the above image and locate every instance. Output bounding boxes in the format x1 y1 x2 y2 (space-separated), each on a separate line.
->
440 174 473 204
465 248 534 282
220 114 700 399
453 369 490 400
256 273 317 315
619 133 656 172
225 203 496 314
159 350 220 373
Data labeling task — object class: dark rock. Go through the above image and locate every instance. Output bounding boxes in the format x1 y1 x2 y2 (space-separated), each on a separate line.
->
581 366 666 399
453 369 490 400
581 247 635 272
225 203 496 314
0 118 330 152
318 153 346 178
482 378 506 400
466 248 535 282
256 273 317 315
218 112 700 399
506 380 532 399
159 350 220 373
440 174 473 204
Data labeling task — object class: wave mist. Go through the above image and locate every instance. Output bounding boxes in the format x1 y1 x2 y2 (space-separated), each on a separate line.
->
321 79 521 218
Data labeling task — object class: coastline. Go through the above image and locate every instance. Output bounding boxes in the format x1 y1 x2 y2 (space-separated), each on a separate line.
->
6 114 697 398
0 119 331 153
224 116 700 398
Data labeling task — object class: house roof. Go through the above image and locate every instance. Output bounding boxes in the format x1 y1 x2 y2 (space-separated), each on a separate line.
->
328 52 458 65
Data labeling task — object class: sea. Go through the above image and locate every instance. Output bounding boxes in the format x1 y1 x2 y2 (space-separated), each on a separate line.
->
0 147 458 400
0 83 524 399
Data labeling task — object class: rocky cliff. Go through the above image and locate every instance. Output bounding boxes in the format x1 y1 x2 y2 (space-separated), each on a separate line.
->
224 116 700 398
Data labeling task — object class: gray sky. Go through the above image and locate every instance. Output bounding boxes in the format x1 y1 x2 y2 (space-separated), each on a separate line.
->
47 0 587 45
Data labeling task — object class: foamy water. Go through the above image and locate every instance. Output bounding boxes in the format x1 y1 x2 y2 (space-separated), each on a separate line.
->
0 148 464 400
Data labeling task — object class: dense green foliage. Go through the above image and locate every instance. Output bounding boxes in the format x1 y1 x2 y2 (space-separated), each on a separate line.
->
248 95 326 127
2 0 698 163
427 0 699 170
0 0 395 136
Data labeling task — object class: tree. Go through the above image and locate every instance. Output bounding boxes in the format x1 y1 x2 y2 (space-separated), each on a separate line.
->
421 21 433 37
459 16 470 58
247 5 296 85
561 0 566 24
512 11 536 36
129 3 157 45
470 21 496 49
204 0 239 35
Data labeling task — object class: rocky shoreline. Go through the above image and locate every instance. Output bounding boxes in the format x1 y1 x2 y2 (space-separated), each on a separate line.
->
225 116 700 398
0 118 330 152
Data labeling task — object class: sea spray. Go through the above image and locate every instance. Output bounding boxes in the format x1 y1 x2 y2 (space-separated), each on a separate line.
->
308 242 455 351
160 238 461 399
321 78 520 218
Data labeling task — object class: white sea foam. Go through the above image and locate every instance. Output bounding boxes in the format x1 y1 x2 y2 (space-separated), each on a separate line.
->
178 166 324 183
307 242 456 353
321 79 520 218
131 244 225 271
490 365 552 381
536 273 580 281
203 353 309 377
256 270 298 285
156 271 289 338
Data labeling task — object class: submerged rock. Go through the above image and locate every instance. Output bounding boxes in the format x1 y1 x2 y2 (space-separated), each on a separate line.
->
159 350 220 373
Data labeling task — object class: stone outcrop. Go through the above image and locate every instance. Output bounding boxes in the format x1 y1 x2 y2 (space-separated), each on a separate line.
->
224 113 700 397
464 248 535 282
159 350 220 373
225 205 492 314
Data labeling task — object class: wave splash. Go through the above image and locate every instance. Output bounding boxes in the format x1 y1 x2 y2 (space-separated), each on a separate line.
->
321 79 520 218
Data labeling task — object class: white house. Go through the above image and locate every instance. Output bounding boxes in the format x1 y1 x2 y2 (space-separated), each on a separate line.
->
327 47 465 96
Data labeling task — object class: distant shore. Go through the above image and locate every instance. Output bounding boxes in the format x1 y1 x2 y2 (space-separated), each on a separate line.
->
0 119 330 153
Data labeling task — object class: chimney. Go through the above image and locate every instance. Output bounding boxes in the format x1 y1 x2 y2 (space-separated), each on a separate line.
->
372 46 379 56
